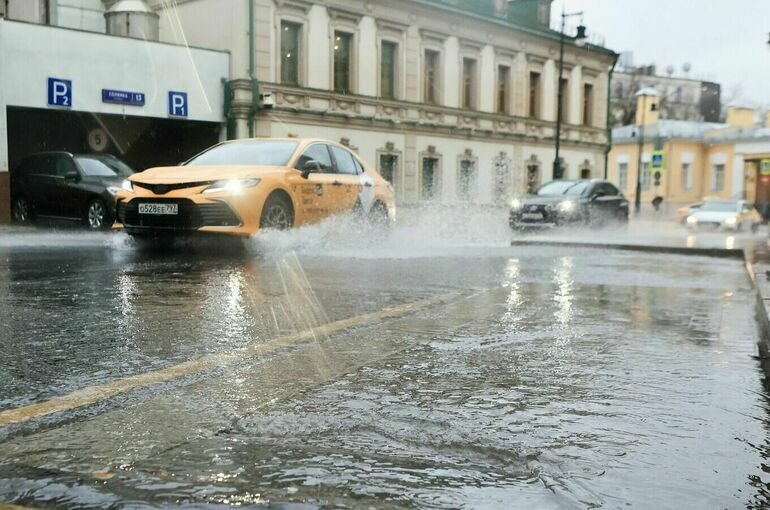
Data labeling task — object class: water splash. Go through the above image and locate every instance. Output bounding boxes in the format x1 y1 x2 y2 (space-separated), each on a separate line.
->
251 204 512 260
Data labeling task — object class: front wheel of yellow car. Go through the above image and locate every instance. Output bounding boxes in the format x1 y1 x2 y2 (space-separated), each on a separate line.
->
260 193 294 231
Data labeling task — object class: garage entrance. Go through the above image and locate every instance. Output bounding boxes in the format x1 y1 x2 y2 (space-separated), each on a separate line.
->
6 106 221 176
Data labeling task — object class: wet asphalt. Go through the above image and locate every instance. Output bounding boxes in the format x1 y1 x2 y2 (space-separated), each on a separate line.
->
0 213 769 509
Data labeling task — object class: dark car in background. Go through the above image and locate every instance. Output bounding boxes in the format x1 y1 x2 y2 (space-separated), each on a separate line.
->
510 179 629 230
11 152 135 230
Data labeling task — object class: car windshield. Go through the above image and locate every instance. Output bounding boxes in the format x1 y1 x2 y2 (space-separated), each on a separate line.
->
537 181 589 197
700 201 738 212
187 140 299 166
75 156 134 178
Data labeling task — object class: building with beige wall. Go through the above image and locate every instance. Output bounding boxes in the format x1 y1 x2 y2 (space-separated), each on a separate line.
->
151 0 618 206
609 96 770 217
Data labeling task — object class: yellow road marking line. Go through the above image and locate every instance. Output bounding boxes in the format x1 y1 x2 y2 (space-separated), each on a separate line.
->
0 505 35 510
0 293 457 428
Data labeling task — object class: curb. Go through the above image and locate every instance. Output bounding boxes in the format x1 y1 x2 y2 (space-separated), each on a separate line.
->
510 240 745 259
746 251 770 364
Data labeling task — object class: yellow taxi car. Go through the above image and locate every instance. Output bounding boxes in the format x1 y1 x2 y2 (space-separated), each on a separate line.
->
114 138 396 237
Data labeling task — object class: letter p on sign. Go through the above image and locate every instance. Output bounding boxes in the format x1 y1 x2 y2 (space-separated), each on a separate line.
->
47 78 72 108
168 91 188 118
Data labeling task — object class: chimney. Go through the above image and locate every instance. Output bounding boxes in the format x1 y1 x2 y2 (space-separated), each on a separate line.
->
105 0 159 40
635 87 660 125
726 106 755 128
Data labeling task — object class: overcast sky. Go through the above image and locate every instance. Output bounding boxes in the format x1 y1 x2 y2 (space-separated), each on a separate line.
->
551 0 770 106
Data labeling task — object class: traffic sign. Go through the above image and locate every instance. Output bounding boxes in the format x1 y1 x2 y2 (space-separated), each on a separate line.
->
651 151 666 172
168 91 188 118
47 77 72 108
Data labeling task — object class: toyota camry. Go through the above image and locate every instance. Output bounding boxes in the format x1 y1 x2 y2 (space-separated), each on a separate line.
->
114 138 396 237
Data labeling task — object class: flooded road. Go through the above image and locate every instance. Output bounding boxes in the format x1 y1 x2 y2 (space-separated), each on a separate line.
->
0 216 769 508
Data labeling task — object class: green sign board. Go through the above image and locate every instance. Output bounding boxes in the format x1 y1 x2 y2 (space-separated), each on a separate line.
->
761 159 770 176
651 151 666 172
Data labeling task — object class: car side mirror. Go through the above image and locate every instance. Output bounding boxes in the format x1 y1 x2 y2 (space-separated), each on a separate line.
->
301 160 320 179
64 171 80 183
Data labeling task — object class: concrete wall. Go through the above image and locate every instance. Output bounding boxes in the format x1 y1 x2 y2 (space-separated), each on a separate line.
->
157 0 245 79
0 18 229 222
55 0 106 32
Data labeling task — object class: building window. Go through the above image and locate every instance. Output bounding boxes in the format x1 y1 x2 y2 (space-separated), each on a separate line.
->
681 163 692 191
379 154 398 186
618 162 628 192
280 21 301 86
381 41 397 100
333 31 353 94
712 164 725 192
641 162 651 191
583 83 594 125
421 157 440 200
457 158 477 201
462 58 477 110
529 72 541 119
424 49 440 105
497 65 510 114
558 77 569 122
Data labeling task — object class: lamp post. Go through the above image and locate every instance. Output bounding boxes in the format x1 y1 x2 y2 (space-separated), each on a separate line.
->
553 11 587 180
634 88 658 214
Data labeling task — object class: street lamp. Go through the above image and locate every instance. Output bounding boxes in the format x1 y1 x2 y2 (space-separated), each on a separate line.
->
633 87 658 214
553 12 588 180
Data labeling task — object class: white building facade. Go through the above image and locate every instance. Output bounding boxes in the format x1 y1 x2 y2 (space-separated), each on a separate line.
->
0 0 617 219
152 0 618 206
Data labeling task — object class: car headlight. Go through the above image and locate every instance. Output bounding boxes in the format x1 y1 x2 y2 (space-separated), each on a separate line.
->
203 178 261 194
557 200 576 213
725 217 737 225
510 199 523 210
107 186 119 196
687 216 698 224
121 179 133 193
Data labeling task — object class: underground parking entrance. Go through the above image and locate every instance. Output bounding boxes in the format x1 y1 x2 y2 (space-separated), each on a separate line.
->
7 105 221 176
6 106 222 226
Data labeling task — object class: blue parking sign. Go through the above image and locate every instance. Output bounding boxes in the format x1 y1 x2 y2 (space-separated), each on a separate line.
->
48 78 72 108
168 91 188 117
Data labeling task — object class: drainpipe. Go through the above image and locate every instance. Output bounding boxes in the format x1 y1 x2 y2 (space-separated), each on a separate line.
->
223 78 236 140
247 0 261 138
604 54 618 180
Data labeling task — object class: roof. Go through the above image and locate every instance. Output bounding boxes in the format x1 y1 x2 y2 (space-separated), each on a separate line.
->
106 0 155 14
413 0 617 58
613 120 728 143
613 119 770 145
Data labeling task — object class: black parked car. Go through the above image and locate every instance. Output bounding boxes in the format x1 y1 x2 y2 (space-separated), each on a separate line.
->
509 179 629 230
11 152 135 230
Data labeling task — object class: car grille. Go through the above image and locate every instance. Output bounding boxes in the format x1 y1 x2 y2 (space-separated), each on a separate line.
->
513 204 555 223
117 199 241 229
133 181 213 195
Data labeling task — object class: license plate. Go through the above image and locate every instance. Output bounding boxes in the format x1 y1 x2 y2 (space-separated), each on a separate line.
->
138 203 178 215
522 212 543 220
